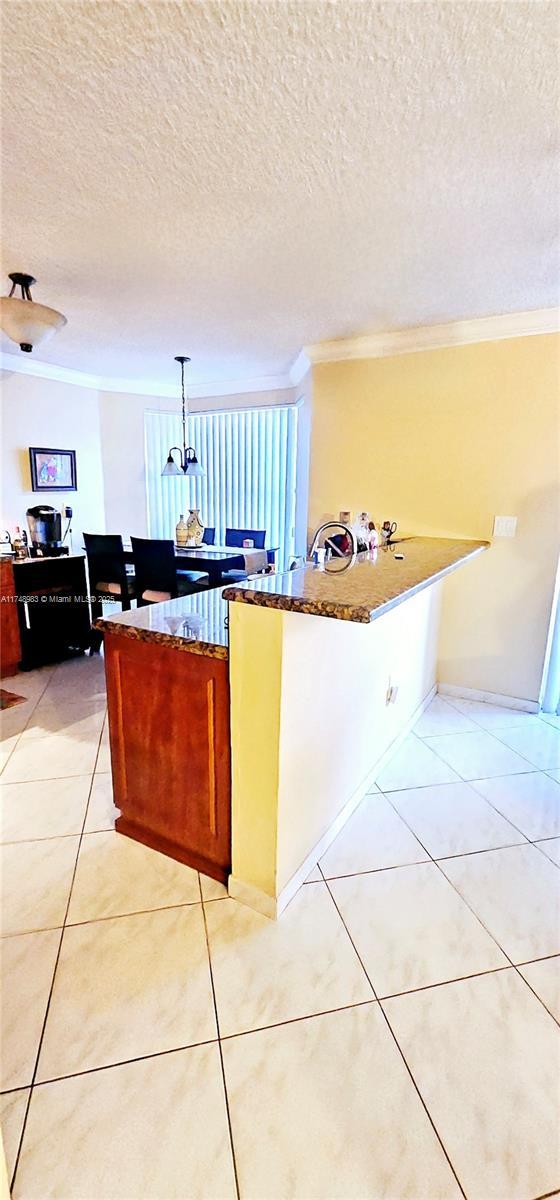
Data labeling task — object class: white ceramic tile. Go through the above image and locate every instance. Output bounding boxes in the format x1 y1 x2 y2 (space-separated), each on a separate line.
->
1 929 60 1090
549 768 560 783
470 771 560 840
539 712 560 729
37 905 216 1080
375 734 460 792
441 843 560 963
1 837 79 935
20 699 105 743
46 657 106 702
0 732 22 776
17 1044 236 1200
492 723 560 770
83 772 119 832
424 730 532 780
206 885 372 1037
67 829 200 923
199 873 228 900
1 730 99 783
330 862 507 998
0 702 35 742
4 668 54 702
223 1003 462 1200
389 781 525 858
0 775 91 843
414 695 479 736
95 721 111 773
0 1088 29 1181
443 696 541 730
536 837 560 866
319 791 428 879
518 956 560 1022
384 970 560 1200
303 864 322 882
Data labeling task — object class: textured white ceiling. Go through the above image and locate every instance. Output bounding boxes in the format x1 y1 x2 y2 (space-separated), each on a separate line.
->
1 0 558 386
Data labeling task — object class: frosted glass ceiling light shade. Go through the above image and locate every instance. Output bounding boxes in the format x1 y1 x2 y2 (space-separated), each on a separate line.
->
162 450 183 476
0 273 67 352
184 448 204 476
161 355 205 478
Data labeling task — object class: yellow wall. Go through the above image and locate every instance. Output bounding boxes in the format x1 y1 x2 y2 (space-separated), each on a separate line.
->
229 584 440 914
309 334 560 702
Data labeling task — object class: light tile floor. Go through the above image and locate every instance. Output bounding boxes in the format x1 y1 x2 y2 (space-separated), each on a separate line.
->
1 665 559 1199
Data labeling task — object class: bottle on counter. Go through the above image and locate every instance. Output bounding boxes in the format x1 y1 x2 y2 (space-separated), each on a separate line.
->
12 526 27 560
354 512 370 552
175 514 188 547
368 521 379 550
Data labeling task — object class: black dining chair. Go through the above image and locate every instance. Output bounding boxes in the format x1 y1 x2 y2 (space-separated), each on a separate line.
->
131 537 209 606
222 528 267 583
175 527 214 587
84 533 136 612
225 528 266 549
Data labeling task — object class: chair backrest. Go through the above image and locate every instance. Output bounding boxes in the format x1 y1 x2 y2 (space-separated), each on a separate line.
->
84 533 129 602
131 537 178 604
225 527 266 549
203 527 215 545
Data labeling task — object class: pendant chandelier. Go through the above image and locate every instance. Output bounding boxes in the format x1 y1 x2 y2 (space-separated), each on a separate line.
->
0 272 67 353
161 355 204 477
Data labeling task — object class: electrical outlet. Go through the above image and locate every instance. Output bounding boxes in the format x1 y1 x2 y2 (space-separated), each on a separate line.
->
493 515 517 538
386 683 399 705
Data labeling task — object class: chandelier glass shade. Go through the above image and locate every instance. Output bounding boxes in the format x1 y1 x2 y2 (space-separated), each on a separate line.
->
0 274 67 353
161 356 205 477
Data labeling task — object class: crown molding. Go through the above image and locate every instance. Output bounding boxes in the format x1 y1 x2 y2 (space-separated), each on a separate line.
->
2 306 557 395
288 348 311 386
0 352 295 400
305 308 560 364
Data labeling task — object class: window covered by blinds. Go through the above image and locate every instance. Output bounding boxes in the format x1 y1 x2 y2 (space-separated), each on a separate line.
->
144 404 298 571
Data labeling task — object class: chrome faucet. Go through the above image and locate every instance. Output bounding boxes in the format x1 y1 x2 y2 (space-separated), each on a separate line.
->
308 521 358 560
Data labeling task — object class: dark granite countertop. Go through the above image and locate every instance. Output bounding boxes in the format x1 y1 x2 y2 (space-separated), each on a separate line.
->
222 537 489 624
95 588 229 659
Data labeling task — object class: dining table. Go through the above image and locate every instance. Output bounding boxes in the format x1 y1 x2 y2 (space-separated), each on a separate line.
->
122 542 272 588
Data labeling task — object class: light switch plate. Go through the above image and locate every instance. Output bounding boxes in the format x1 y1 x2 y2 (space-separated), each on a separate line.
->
493 515 518 538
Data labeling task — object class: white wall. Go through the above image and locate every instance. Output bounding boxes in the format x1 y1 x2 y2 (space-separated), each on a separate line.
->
229 584 440 915
1 369 311 557
0 370 105 547
98 383 309 550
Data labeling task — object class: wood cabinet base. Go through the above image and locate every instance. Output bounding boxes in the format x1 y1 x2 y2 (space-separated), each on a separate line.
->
104 633 231 883
115 816 228 883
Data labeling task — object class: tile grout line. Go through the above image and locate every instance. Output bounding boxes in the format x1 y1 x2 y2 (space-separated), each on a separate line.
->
9 696 106 1193
0 668 56 779
381 792 560 1031
318 865 469 1200
198 875 241 1200
416 707 559 775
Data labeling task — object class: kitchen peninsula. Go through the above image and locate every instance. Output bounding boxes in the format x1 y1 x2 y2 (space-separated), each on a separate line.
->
98 537 488 916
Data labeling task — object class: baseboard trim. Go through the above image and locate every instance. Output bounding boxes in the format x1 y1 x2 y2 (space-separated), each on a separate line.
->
228 683 437 919
437 683 539 713
228 876 278 919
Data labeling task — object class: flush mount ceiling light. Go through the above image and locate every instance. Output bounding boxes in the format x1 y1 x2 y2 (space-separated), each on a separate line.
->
162 355 205 478
0 272 67 353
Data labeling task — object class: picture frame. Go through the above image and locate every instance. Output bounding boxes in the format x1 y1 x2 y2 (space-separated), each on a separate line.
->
29 447 77 492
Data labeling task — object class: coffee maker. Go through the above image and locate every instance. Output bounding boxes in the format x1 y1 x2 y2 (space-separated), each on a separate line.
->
26 506 68 557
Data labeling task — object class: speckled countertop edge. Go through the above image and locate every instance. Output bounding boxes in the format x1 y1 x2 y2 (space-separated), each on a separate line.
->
94 618 229 659
222 540 489 624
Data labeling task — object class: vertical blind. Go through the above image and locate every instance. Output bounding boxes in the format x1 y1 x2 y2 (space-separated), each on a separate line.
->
145 404 298 571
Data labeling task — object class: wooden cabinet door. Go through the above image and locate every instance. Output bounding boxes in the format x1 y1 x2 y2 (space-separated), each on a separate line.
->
0 559 21 678
104 634 231 882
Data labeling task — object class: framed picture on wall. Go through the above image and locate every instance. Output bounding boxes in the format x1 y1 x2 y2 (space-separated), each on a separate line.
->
29 447 77 492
